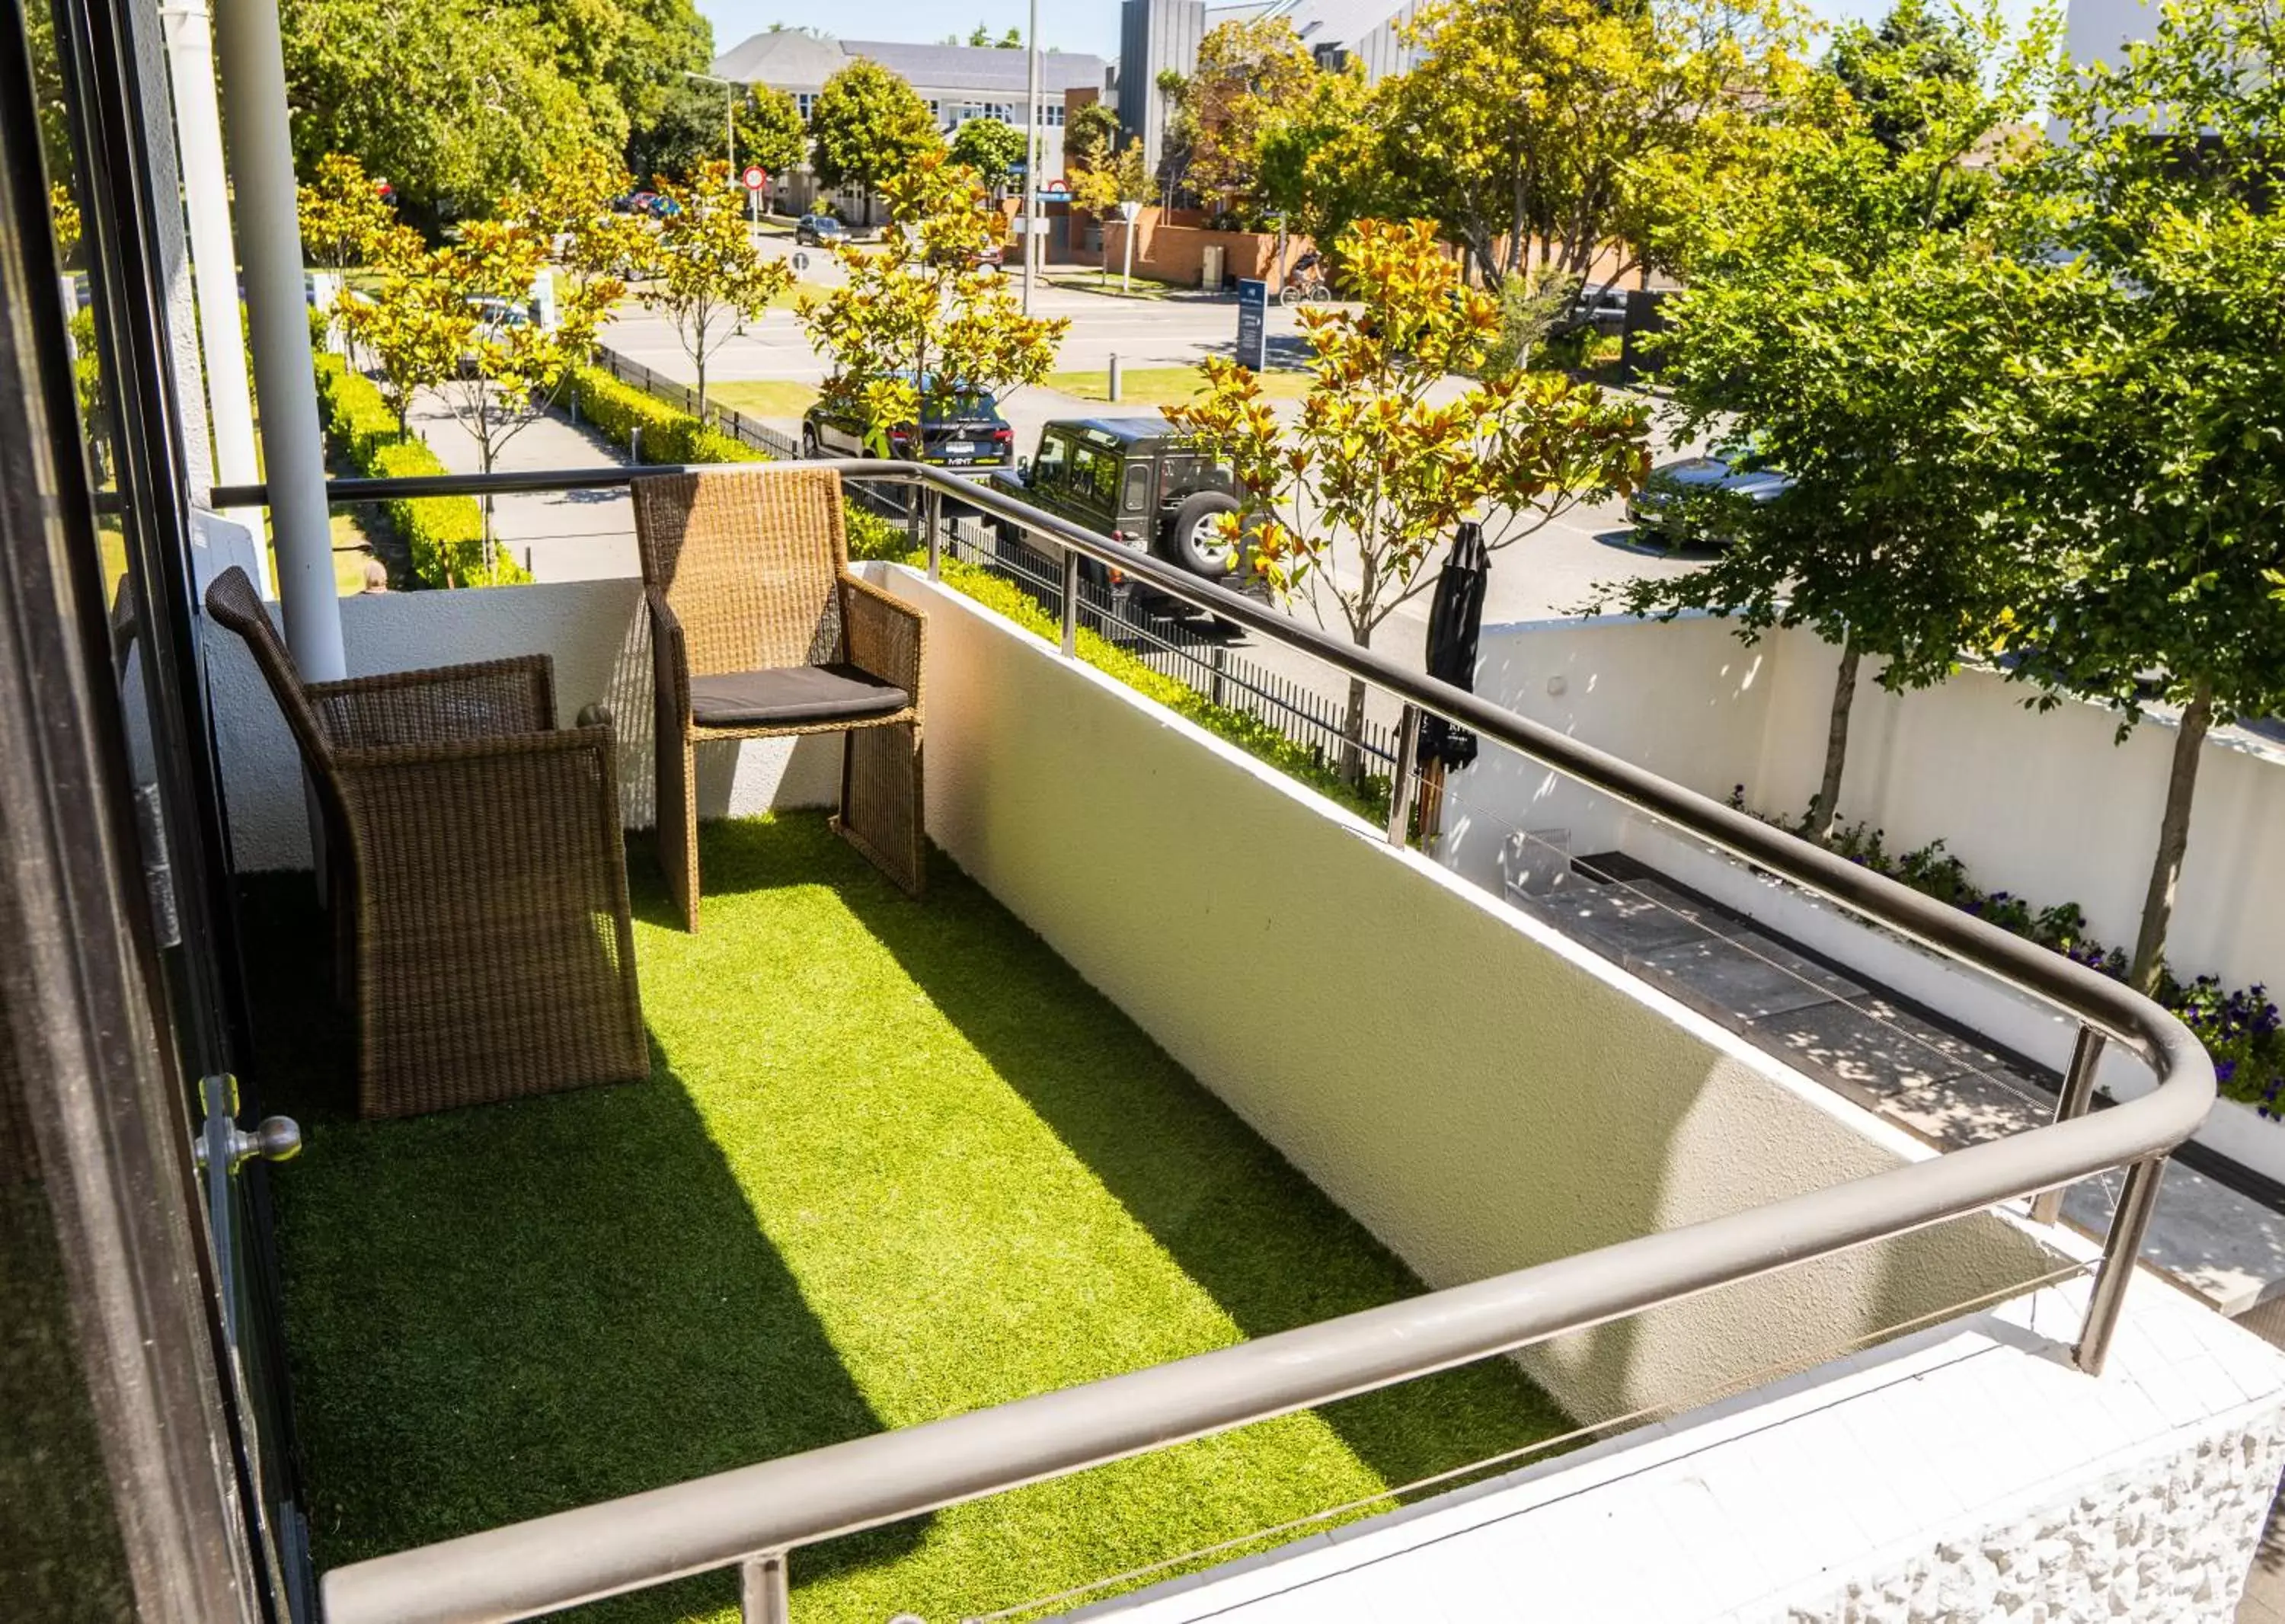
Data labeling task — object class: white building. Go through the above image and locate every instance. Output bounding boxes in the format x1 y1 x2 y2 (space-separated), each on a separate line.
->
711 30 1111 211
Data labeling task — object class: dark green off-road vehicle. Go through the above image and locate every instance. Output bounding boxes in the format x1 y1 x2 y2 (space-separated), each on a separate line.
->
988 418 1254 593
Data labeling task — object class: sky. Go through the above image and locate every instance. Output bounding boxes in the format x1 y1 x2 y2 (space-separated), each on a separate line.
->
692 0 2047 67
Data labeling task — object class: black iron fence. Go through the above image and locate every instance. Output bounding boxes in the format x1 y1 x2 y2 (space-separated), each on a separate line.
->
589 344 803 461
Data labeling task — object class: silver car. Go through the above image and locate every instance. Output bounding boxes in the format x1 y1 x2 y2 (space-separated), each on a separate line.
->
1625 444 1793 546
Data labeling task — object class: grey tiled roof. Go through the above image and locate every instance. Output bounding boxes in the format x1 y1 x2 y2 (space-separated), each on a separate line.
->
840 40 1109 94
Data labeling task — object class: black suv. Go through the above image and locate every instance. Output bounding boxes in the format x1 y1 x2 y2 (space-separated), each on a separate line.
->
989 418 1248 587
801 381 1015 469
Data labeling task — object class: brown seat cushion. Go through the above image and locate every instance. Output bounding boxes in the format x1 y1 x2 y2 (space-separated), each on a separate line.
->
687 664 911 728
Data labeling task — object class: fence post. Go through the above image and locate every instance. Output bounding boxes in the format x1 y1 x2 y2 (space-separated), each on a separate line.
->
2075 1155 2166 1375
631 424 642 463
739 1551 790 1624
1385 703 1422 846
1210 642 1226 708
925 488 942 580
2031 1025 2108 1225
1059 548 1082 657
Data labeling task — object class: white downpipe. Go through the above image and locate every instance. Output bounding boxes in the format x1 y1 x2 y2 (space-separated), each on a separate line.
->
1022 0 1040 315
159 0 268 596
210 0 344 677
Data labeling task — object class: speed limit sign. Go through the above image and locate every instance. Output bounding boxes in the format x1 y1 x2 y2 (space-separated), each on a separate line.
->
741 165 766 192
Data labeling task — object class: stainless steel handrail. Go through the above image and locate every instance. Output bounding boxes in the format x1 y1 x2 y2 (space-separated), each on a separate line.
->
232 461 2215 1624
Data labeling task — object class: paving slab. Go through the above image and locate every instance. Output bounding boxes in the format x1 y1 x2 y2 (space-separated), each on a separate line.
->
1745 996 2023 1106
1513 886 1712 961
2066 1162 2285 1319
1626 931 1865 1023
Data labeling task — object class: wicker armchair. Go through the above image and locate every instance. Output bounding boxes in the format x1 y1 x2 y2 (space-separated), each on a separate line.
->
203 567 648 1119
632 465 926 927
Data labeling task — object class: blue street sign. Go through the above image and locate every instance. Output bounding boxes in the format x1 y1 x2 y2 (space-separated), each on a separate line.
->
1235 277 1268 372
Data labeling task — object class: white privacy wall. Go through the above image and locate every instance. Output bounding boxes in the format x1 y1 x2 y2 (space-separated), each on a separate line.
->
204 580 839 869
1444 612 2285 1000
878 568 2053 1424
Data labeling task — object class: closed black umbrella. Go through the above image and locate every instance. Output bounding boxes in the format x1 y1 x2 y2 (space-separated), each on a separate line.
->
1418 520 1489 770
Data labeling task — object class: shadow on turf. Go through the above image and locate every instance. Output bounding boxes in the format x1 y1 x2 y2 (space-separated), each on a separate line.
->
681 815 1571 1505
234 871 924 1622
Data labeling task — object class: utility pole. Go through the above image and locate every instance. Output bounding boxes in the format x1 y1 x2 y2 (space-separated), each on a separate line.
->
684 70 739 182
1022 0 1040 315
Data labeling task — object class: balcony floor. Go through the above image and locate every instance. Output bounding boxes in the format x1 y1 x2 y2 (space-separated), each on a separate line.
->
245 814 1568 1623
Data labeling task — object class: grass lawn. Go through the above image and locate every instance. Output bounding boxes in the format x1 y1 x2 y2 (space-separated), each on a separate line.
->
1048 366 1315 408
1044 271 1188 302
708 378 821 420
254 815 1568 1624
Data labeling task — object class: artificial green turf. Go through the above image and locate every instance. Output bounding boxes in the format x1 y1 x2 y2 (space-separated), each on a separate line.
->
253 815 1568 1622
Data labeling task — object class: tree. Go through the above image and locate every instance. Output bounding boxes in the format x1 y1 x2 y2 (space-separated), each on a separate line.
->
950 117 1027 191
1601 12 2043 845
1377 0 1810 293
429 220 614 569
1993 0 2285 992
298 152 395 275
503 149 647 353
1166 18 1320 209
638 161 794 414
628 74 728 185
1066 101 1124 177
1070 139 1152 219
280 0 622 225
1826 0 1982 158
801 153 1068 458
1256 62 1389 250
810 59 944 225
741 85 810 181
1165 219 1649 778
337 225 459 433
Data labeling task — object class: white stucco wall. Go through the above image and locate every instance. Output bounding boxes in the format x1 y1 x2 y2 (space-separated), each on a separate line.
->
1447 613 2285 1009
880 568 2056 1424
204 580 839 870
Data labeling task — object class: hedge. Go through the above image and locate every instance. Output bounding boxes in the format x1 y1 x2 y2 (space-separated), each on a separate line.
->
563 363 909 561
311 355 527 589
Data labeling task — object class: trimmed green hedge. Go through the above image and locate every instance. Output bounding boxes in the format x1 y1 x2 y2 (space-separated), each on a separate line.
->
311 356 528 589
563 366 759 467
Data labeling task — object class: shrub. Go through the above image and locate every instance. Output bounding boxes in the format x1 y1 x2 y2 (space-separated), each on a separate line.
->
1797 806 2284 1111
312 355 527 588
563 366 759 467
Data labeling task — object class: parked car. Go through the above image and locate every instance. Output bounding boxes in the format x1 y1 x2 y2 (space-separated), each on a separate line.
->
614 190 657 215
1570 284 1631 336
455 296 532 378
1625 443 1794 547
801 378 1015 470
795 213 847 247
971 241 1005 272
644 193 682 219
989 418 1251 591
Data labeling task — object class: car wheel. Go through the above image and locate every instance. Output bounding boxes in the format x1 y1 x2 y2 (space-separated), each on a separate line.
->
1166 491 1242 578
801 425 820 461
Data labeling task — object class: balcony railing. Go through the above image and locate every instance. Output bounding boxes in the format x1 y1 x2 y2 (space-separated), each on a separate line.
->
209 459 2214 1624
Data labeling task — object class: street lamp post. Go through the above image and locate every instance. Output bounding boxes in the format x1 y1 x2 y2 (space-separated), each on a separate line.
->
683 70 743 216
1022 0 1040 314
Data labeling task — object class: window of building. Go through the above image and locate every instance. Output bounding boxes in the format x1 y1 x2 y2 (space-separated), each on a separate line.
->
1044 104 1064 127
796 92 815 120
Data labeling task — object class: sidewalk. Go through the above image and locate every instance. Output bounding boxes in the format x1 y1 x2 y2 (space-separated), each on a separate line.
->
405 392 635 582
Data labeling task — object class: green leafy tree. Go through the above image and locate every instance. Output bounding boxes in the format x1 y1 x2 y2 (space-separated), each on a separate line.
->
801 153 1068 459
336 225 461 433
638 161 794 414
809 59 944 224
949 117 1027 190
1993 0 2285 991
1604 5 2047 845
1066 101 1124 177
740 85 810 181
1256 62 1389 251
49 184 81 264
1379 0 1810 293
1071 139 1152 217
430 220 614 567
628 74 727 185
503 149 641 356
1166 219 1650 778
298 151 395 273
1170 18 1320 208
1826 0 1983 158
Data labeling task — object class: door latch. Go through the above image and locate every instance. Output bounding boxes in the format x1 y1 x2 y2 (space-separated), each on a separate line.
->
193 1074 301 1173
